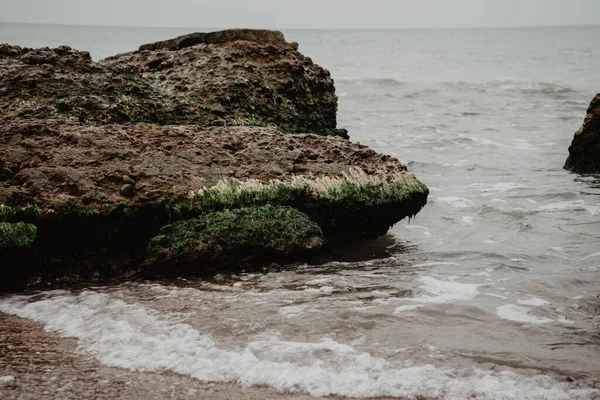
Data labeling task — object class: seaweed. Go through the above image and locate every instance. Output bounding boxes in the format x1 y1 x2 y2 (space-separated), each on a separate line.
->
0 222 38 249
146 205 323 272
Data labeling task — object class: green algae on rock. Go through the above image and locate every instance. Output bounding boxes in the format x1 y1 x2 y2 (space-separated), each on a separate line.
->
0 222 37 249
146 205 323 274
564 93 600 173
183 168 429 240
0 221 38 291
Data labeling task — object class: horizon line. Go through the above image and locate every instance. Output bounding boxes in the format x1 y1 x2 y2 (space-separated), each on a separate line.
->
1 20 599 31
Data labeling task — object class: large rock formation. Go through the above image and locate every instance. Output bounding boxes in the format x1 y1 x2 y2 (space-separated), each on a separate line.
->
0 30 428 290
1 29 346 136
565 94 600 173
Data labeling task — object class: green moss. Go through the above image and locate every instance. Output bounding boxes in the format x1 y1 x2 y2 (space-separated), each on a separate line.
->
181 175 428 215
147 205 323 267
0 205 45 222
170 173 428 241
320 180 429 209
0 222 38 249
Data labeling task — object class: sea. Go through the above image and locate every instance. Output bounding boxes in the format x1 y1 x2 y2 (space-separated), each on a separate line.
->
1 23 599 399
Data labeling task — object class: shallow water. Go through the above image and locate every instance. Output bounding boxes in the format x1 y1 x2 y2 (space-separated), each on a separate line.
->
1 24 600 399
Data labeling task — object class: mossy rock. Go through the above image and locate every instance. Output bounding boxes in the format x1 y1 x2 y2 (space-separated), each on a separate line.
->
0 222 39 290
178 172 429 240
146 205 323 274
0 222 38 249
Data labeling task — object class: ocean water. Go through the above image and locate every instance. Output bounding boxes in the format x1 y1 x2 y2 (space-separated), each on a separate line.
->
1 23 600 399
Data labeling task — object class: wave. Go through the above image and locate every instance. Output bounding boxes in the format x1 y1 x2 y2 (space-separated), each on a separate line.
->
1 290 597 399
441 79 578 96
336 77 407 87
402 88 441 99
337 77 577 100
338 92 400 100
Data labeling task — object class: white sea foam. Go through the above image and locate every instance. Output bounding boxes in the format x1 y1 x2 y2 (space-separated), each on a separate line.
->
319 286 334 295
305 278 332 286
496 304 554 324
437 197 474 209
537 200 600 215
511 139 534 150
557 317 576 325
442 159 468 168
470 182 525 194
404 225 429 230
409 276 482 304
484 293 509 300
462 216 474 225
538 200 585 212
0 291 595 399
587 204 600 215
404 225 432 237
412 262 461 268
517 297 550 307
472 268 494 277
393 305 423 314
0 376 15 386
279 305 307 317
463 135 510 148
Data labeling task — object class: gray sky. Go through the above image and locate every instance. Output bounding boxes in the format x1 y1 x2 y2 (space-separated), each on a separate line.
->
1 0 599 29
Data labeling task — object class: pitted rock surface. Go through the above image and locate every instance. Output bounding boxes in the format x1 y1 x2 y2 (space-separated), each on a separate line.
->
0 29 344 136
0 119 405 211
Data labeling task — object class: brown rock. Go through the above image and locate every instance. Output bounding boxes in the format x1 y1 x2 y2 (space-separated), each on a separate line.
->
122 175 136 185
0 119 409 211
565 93 600 173
119 184 135 198
0 29 344 136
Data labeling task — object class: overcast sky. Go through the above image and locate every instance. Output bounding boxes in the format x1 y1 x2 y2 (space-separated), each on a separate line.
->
1 0 599 29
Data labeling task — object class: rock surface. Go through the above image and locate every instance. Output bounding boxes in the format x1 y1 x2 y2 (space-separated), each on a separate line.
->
0 119 409 211
0 118 427 287
1 29 346 136
146 205 324 275
565 94 600 173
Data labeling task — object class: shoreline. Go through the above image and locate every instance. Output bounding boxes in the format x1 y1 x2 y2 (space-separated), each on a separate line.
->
0 311 415 400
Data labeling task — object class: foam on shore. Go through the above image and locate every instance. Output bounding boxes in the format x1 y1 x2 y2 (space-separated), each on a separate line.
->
2 290 594 399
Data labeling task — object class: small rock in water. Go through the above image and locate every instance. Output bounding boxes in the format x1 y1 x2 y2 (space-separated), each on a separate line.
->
0 376 15 386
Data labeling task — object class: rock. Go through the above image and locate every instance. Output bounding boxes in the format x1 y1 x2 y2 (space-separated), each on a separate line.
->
119 184 135 198
565 94 600 173
145 205 324 274
0 29 343 136
0 31 429 290
0 376 15 387
122 175 136 185
0 118 428 288
137 29 287 51
145 57 162 70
